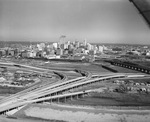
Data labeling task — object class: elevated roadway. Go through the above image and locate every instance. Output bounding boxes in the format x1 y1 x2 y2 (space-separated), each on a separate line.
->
0 68 90 105
0 62 91 111
0 72 148 113
107 60 150 74
0 61 150 114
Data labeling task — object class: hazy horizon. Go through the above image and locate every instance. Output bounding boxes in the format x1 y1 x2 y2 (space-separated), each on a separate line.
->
1 40 150 46
0 0 150 44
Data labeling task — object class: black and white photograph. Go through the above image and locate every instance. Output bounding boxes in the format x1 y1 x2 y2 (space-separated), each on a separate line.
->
0 0 150 122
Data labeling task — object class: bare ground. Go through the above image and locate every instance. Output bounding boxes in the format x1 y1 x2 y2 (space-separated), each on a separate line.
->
13 103 150 122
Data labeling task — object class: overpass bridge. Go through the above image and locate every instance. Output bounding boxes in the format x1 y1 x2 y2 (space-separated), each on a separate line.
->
0 62 92 114
0 72 147 114
0 61 150 115
107 60 150 74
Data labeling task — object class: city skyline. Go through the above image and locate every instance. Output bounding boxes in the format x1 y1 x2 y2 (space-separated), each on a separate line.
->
0 0 150 44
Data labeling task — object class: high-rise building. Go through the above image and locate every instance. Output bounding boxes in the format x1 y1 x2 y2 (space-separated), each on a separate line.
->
67 41 70 45
75 41 80 48
59 35 66 44
68 44 74 51
53 43 58 49
87 43 92 50
83 39 87 47
103 45 108 50
99 46 104 53
56 48 63 55
37 43 45 51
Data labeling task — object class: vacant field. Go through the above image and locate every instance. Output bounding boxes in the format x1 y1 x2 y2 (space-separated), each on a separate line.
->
66 92 150 107
0 86 25 95
42 62 112 75
134 61 150 67
13 104 150 122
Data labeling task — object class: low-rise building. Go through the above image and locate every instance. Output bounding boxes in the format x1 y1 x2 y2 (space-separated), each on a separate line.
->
21 50 28 58
8 49 15 56
28 50 37 58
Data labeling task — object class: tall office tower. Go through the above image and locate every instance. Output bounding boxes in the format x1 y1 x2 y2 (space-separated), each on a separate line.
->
68 44 74 51
59 35 66 44
53 43 58 49
83 39 87 47
103 45 108 50
75 41 80 48
60 44 65 49
37 43 45 50
67 41 70 45
87 43 92 50
99 46 104 53
93 45 97 50
64 43 68 49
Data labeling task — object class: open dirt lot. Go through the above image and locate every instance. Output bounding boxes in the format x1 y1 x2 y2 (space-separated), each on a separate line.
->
13 103 150 122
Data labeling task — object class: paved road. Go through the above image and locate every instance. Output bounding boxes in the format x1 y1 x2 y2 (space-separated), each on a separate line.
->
0 62 150 114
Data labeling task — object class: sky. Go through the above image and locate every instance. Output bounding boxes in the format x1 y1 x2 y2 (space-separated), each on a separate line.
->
0 0 150 44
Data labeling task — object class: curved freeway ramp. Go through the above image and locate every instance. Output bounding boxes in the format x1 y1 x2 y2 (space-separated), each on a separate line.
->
0 73 133 114
0 62 149 114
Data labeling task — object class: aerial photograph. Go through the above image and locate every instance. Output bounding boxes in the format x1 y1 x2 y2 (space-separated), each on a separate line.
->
0 0 150 122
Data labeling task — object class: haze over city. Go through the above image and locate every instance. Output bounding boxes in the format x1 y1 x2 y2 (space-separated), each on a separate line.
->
0 0 150 44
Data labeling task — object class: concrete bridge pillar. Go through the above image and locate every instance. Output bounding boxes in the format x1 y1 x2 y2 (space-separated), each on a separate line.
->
51 98 53 103
82 93 85 98
58 98 59 103
70 95 73 101
76 94 79 99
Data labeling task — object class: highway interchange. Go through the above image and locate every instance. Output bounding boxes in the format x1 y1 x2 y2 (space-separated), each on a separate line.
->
0 61 150 114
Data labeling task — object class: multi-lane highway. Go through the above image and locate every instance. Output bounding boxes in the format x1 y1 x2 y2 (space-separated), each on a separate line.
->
0 62 150 114
0 62 91 113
